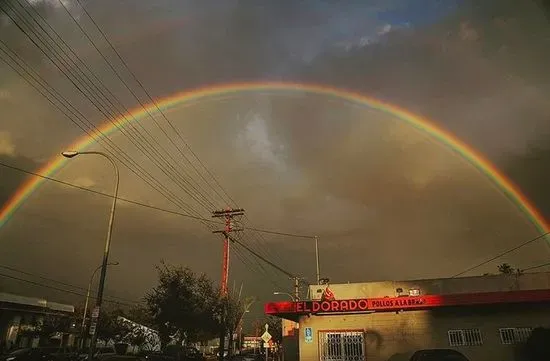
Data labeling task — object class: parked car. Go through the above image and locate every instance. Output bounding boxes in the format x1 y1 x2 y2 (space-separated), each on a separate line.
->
230 350 260 361
181 348 204 361
214 350 227 359
78 347 116 361
410 349 469 361
101 356 146 361
142 351 173 361
0 347 78 361
161 346 204 361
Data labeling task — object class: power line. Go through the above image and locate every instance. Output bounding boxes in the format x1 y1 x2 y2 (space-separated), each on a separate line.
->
0 272 137 307
232 232 289 291
3 2 293 273
0 160 315 240
1 1 308 280
230 240 287 292
3 0 218 222
10 0 217 214
227 234 298 280
3 1 302 274
62 0 293 270
0 264 138 304
0 7 208 220
70 0 235 209
451 231 550 278
39 0 225 212
0 160 309 284
243 227 315 239
521 261 550 272
0 161 219 224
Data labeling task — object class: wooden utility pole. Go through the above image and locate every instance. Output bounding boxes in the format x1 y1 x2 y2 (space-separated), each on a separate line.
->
212 207 244 295
212 207 244 361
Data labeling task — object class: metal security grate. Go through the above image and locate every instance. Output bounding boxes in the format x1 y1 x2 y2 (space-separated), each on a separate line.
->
499 328 533 345
448 329 483 346
319 331 365 361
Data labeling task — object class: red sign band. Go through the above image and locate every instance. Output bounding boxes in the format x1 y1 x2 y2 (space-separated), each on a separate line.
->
266 290 550 317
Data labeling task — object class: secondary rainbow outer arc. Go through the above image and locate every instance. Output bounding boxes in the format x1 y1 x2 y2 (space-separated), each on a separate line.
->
0 81 548 235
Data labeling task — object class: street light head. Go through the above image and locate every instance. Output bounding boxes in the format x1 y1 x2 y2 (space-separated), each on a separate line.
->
273 291 296 301
110 262 120 266
61 151 79 158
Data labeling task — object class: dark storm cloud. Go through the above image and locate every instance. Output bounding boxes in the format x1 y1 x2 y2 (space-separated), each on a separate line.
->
505 144 550 219
298 0 550 157
85 0 550 164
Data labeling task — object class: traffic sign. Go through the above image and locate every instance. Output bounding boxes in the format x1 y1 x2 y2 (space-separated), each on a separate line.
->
89 323 97 335
261 331 272 343
91 306 100 318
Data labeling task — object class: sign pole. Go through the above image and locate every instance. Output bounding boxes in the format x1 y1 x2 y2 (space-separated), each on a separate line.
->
261 323 272 361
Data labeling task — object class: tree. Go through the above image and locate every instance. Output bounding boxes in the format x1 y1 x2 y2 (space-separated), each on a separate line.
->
126 305 154 328
265 316 282 346
225 294 255 357
145 262 220 347
96 307 127 344
187 273 221 344
498 263 524 276
18 313 73 346
498 263 514 275
118 317 160 352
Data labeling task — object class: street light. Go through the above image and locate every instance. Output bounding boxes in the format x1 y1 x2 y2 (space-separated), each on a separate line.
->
80 262 119 348
62 150 119 358
273 292 296 302
239 309 250 354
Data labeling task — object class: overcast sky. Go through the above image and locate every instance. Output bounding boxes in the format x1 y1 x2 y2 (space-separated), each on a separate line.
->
1 0 550 320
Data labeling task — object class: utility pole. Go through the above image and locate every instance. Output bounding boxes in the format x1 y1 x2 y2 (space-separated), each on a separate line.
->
290 277 302 331
292 277 300 301
315 236 320 284
213 207 244 295
212 207 244 361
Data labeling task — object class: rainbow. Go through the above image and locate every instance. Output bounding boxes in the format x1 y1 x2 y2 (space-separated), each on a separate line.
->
1 81 548 234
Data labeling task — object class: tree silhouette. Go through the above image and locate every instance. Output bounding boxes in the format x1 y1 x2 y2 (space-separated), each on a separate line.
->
145 262 220 347
265 316 282 346
497 263 524 276
96 307 127 344
18 313 72 346
498 263 514 275
226 295 255 356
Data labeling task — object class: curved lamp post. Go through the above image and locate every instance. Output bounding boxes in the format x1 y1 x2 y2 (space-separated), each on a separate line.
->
62 151 119 358
80 262 119 348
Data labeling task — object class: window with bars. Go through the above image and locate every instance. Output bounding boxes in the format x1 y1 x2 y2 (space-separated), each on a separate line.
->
499 328 533 345
448 329 483 346
319 331 365 361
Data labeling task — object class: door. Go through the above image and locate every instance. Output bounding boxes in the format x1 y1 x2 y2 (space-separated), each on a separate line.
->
319 331 365 361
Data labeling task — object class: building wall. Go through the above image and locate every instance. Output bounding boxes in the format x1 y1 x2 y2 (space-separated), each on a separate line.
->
297 303 550 361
